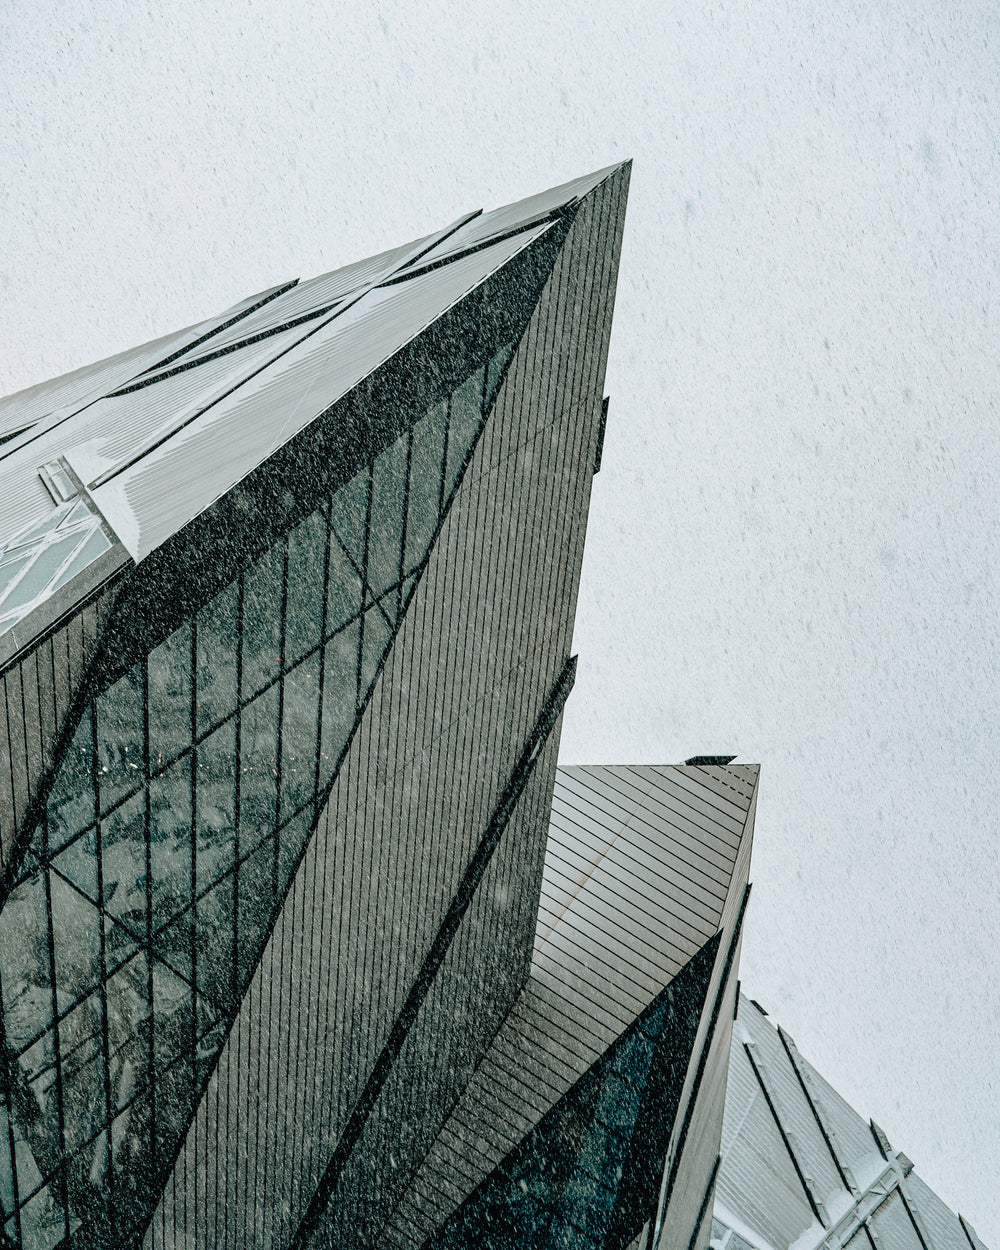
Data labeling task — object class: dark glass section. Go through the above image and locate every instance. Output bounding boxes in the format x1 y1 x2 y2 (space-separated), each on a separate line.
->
0 341 505 1247
45 716 94 858
147 623 192 768
96 667 143 815
425 936 719 1250
195 582 237 736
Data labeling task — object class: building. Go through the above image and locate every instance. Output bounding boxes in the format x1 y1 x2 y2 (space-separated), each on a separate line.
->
711 996 991 1250
0 163 758 1249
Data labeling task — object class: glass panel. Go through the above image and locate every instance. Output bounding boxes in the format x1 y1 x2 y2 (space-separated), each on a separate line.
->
545 1213 595 1250
359 605 393 701
399 573 417 613
102 791 148 940
147 757 192 927
147 622 192 767
0 1104 13 1214
241 544 284 699
0 553 32 585
276 807 312 903
329 467 369 573
575 1119 628 1188
284 511 327 666
50 829 98 904
150 958 193 1076
46 716 94 856
279 654 321 820
326 534 363 635
0 874 53 1054
152 908 193 982
103 915 139 977
240 687 278 833
151 1057 192 1168
106 952 151 1112
195 582 238 736
367 436 408 598
59 991 105 1155
194 720 237 894
320 621 360 786
608 1029 655 1088
19 1183 65 1250
1 532 84 614
235 837 274 992
194 879 234 1010
96 665 143 815
111 1094 149 1186
405 401 447 572
444 367 484 498
49 874 101 1015
592 1073 641 1133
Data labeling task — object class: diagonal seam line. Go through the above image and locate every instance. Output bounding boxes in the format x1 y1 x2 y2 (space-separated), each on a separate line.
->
288 655 577 1250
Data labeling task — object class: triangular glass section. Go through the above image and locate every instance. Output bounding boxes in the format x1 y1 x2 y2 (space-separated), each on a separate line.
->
485 341 516 410
329 466 369 575
0 274 534 1248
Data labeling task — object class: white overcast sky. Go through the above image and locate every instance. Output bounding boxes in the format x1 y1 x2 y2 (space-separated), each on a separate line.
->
2 0 998 1239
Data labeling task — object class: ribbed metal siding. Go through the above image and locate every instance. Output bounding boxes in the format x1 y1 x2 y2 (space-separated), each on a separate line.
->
656 947 739 1250
160 238 435 362
713 998 989 1250
308 730 562 1250
143 164 628 1250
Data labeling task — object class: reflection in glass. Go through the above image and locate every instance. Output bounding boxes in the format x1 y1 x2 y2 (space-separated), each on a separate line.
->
96 667 143 815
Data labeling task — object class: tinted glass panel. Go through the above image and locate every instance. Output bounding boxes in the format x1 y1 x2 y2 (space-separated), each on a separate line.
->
96 666 143 814
0 337 508 1244
284 511 327 666
147 622 192 768
241 545 284 699
195 582 238 736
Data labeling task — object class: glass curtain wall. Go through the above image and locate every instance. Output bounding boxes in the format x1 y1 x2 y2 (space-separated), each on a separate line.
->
0 343 514 1250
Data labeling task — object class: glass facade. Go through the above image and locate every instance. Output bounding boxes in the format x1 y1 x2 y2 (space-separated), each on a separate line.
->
0 497 112 638
0 343 514 1249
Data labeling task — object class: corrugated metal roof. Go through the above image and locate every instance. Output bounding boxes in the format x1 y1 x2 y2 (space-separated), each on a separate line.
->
0 282 289 442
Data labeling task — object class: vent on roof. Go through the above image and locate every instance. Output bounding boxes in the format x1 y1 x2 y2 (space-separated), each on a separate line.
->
684 754 737 766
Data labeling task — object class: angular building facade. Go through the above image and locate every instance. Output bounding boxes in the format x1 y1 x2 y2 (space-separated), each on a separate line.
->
711 996 991 1250
0 163 758 1250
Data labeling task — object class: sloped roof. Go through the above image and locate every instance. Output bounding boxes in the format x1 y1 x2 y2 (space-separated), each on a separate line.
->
0 163 622 650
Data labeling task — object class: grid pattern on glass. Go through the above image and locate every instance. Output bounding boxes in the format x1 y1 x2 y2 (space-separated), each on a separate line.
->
0 344 513 1248
0 497 112 638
